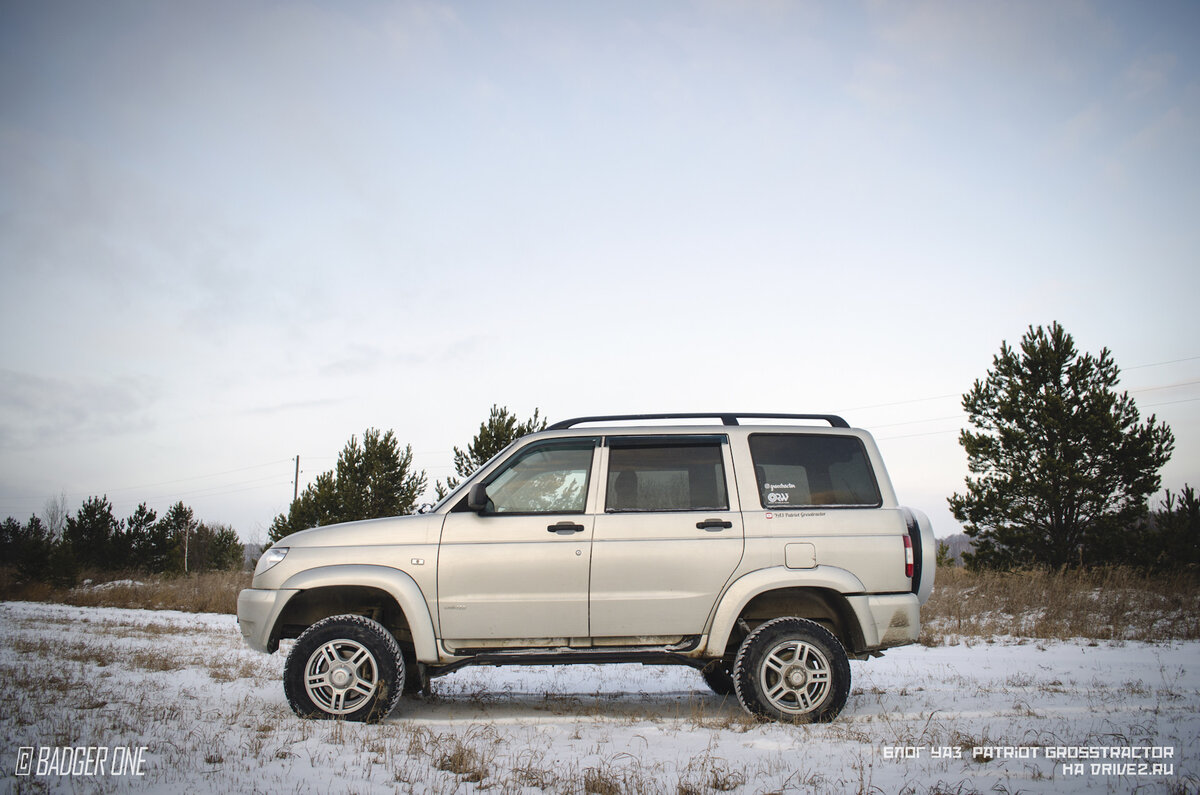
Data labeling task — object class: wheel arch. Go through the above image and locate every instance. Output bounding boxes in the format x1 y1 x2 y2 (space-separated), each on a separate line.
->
275 565 439 662
706 567 869 658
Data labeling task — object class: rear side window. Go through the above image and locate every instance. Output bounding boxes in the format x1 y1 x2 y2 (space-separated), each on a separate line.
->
749 434 881 508
605 437 728 512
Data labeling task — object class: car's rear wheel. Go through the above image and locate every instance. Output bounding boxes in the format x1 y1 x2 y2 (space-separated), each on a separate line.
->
700 660 736 696
284 614 404 723
732 617 850 722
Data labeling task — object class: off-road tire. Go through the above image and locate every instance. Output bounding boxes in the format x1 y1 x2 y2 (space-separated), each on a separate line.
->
732 617 850 723
284 614 404 723
700 660 736 696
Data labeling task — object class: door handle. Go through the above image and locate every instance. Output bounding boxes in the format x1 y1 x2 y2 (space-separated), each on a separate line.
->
697 518 733 531
548 522 585 534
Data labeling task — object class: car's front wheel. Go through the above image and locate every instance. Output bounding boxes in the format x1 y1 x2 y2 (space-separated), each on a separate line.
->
284 614 405 723
732 617 850 723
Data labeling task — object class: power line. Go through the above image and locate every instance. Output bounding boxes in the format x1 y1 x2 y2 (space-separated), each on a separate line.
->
869 414 965 429
1124 355 1200 370
850 354 1198 416
860 371 1197 429
877 428 962 441
143 474 292 503
877 394 1200 442
1128 379 1200 393
1143 397 1200 408
0 459 297 519
848 394 959 412
89 459 293 496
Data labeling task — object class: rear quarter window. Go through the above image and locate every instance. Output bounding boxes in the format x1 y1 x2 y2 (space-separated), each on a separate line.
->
748 434 881 508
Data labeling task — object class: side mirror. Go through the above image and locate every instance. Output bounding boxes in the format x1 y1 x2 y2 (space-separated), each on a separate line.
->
467 483 489 512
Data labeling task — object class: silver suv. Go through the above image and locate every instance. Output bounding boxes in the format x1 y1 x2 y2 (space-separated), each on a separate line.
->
238 413 935 723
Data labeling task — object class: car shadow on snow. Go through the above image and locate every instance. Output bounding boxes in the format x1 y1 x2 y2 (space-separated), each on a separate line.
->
382 665 746 723
387 690 745 724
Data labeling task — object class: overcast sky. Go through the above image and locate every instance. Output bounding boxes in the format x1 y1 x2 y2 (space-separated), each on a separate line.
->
2 0 1197 542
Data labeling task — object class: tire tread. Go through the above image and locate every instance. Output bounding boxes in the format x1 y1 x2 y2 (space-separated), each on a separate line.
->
283 614 405 723
732 616 850 723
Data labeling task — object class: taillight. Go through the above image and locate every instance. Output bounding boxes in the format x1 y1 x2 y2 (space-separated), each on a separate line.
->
903 535 914 578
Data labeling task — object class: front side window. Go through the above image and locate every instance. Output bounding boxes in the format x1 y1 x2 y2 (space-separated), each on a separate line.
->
749 434 881 508
605 437 729 512
484 440 596 514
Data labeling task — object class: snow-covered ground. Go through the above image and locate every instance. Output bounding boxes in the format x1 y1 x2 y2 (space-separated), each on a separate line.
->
1 601 1196 794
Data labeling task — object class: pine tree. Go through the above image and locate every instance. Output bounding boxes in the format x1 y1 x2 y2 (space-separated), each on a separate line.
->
269 471 339 541
434 405 547 499
140 506 177 574
206 523 246 571
64 496 123 570
2 515 54 582
125 503 158 571
269 428 427 542
336 428 426 522
949 322 1174 570
189 522 244 571
1117 485 1200 571
158 502 197 573
1155 485 1199 569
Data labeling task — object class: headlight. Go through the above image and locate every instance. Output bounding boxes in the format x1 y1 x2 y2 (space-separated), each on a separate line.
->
255 547 288 576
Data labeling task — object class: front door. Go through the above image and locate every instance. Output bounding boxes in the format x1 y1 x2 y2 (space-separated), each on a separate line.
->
437 438 600 647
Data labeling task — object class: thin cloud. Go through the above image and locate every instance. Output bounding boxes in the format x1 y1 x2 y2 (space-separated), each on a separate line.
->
0 369 156 449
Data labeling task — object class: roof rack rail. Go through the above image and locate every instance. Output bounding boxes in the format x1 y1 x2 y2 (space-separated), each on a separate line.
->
546 413 850 430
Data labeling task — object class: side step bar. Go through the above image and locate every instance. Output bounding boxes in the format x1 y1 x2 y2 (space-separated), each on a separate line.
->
426 643 707 680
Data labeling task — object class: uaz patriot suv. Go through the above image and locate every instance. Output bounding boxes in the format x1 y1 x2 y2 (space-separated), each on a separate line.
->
238 413 936 723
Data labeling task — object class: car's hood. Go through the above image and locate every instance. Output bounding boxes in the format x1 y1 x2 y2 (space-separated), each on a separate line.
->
276 513 443 549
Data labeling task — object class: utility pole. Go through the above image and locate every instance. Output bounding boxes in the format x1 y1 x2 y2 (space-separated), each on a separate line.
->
294 455 300 502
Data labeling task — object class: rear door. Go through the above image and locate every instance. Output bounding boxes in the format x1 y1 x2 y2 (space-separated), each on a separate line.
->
589 435 744 638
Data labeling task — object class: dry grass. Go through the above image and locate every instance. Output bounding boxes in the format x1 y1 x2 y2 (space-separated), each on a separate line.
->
921 566 1200 644
430 728 496 784
0 568 250 614
676 749 747 793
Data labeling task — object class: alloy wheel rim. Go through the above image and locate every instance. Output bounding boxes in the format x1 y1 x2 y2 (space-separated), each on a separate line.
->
758 639 831 715
304 639 379 715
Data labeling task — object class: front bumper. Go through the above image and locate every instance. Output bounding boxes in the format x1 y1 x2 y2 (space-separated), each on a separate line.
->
236 588 300 653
